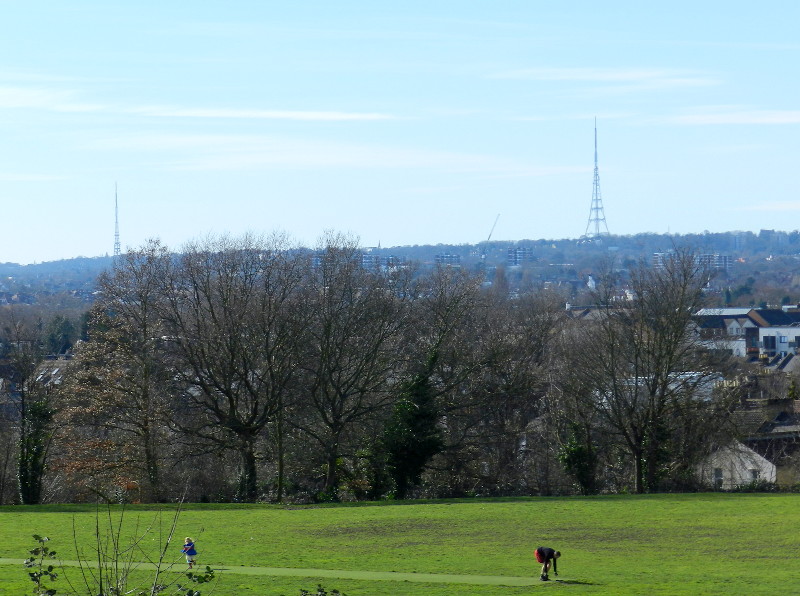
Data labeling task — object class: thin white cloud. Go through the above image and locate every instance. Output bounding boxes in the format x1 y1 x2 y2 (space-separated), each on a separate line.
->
129 105 398 121
0 82 395 121
163 141 520 172
671 110 800 125
89 131 564 176
737 201 800 212
691 143 766 155
0 71 89 83
0 173 66 182
0 86 105 112
492 67 718 91
0 86 73 109
514 111 633 122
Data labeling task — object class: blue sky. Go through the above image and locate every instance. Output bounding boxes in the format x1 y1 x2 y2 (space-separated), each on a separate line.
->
1 1 799 263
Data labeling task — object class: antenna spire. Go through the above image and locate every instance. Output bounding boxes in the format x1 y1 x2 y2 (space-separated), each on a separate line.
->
114 183 121 258
583 119 610 239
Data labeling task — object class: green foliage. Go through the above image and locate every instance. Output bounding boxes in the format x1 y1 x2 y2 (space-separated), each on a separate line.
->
732 277 755 301
729 479 779 493
19 396 54 505
126 565 215 596
295 585 344 596
788 379 799 401
45 315 76 355
641 419 670 492
558 423 598 495
382 354 443 499
338 447 392 502
174 566 215 596
314 488 340 503
24 535 58 596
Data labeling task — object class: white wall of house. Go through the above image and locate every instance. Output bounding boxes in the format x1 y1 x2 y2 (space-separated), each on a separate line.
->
758 326 800 356
705 337 747 357
725 317 756 337
693 318 753 357
696 441 776 489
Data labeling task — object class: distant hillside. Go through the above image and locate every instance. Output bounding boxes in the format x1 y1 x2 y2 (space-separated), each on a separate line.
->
0 256 113 301
1 230 798 307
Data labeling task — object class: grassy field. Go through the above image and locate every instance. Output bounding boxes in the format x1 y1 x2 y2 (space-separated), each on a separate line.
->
1 494 798 595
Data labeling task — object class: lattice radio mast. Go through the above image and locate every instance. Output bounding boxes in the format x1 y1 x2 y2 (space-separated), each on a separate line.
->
583 119 610 239
114 183 121 258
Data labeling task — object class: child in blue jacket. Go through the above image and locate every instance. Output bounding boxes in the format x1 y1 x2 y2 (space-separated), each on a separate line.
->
182 537 198 569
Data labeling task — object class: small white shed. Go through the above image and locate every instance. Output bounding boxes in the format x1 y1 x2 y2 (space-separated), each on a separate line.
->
696 441 776 490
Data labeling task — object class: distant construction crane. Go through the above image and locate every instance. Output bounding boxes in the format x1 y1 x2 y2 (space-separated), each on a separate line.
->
583 119 610 240
481 214 501 262
487 213 500 243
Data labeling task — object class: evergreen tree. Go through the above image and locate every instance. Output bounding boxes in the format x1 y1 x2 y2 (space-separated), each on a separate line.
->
383 353 443 499
18 396 53 504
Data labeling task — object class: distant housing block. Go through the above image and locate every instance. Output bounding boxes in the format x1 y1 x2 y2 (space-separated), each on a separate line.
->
653 252 732 272
361 253 381 268
362 253 404 269
696 253 733 272
435 254 461 266
507 247 535 266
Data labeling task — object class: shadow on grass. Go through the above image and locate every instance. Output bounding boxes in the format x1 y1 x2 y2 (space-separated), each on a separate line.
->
553 579 601 586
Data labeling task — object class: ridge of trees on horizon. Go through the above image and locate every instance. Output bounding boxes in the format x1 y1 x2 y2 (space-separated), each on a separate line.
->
0 233 780 505
3 228 800 314
2 227 800 271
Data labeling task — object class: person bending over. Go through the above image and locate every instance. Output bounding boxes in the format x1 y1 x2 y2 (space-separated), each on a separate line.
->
534 546 560 581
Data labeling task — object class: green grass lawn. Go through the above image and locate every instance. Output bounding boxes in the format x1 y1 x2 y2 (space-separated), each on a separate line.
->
1 494 798 595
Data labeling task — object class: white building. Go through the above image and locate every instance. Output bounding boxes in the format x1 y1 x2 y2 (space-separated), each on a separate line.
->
757 324 800 358
696 441 775 490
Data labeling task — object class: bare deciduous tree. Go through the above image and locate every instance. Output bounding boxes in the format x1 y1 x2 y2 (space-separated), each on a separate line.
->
292 233 410 498
158 234 305 502
57 240 174 502
575 250 734 493
472 290 567 494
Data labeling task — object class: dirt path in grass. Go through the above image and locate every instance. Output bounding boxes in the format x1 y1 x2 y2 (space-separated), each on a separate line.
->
0 558 537 587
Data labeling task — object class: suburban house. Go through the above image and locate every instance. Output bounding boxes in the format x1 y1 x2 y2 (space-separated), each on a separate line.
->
565 305 800 488
694 307 800 361
693 308 757 357
749 309 800 360
743 405 800 487
696 440 776 489
692 371 800 490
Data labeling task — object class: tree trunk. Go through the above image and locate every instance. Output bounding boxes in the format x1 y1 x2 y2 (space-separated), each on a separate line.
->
275 405 284 503
0 435 13 504
323 440 340 499
237 439 258 502
633 450 644 494
143 426 160 503
645 437 660 493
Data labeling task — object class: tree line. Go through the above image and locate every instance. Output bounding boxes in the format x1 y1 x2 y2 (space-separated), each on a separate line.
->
0 234 747 504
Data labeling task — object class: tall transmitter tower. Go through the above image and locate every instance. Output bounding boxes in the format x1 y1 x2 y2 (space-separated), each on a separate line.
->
113 183 121 258
583 120 610 239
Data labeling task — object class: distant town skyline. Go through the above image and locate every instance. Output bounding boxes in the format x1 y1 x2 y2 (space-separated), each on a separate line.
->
1 2 799 264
